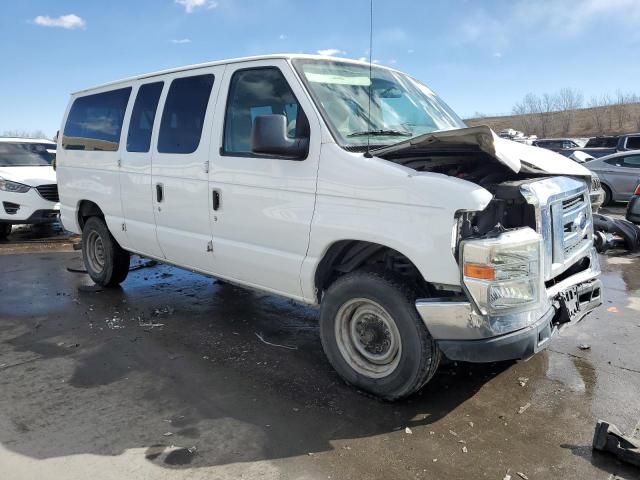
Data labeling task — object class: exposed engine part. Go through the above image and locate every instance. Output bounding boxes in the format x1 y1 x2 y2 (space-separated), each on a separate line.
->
593 214 640 253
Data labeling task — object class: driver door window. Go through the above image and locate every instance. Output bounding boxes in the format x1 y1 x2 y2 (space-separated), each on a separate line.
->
223 67 308 156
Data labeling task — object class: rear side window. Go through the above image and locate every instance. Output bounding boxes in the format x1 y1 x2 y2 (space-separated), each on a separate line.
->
585 137 618 148
622 155 640 168
626 136 640 150
63 88 132 151
223 67 307 155
157 74 215 154
127 82 163 153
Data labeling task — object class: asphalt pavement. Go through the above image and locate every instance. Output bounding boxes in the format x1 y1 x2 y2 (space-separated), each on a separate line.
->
1 213 639 480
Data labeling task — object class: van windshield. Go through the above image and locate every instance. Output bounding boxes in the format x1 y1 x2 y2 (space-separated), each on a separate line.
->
0 142 55 167
293 59 465 149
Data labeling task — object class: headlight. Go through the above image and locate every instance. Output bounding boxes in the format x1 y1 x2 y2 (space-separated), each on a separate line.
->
0 177 31 193
461 228 542 315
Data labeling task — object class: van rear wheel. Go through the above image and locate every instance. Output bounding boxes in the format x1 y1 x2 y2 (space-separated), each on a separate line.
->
82 217 130 287
319 270 441 401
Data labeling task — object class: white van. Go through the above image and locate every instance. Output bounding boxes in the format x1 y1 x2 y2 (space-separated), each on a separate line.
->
57 54 602 400
0 137 60 239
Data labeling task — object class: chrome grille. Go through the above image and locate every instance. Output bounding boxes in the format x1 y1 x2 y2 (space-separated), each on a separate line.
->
520 176 593 281
36 184 59 202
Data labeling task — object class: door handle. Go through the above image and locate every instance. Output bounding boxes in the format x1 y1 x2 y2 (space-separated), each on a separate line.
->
212 190 220 211
156 183 164 203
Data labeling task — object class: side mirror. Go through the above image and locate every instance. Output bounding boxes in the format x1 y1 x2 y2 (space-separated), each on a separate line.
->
251 114 308 160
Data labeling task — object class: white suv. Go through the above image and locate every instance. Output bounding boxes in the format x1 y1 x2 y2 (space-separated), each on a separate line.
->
56 55 602 400
0 138 60 239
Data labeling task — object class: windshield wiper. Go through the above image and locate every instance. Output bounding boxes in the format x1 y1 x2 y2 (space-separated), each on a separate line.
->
347 129 412 138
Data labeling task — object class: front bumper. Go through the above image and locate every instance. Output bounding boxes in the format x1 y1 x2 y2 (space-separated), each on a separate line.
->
416 247 602 363
0 188 60 224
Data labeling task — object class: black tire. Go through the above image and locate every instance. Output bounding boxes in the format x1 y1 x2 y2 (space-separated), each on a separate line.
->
0 223 11 240
602 184 612 207
319 270 441 401
81 216 130 287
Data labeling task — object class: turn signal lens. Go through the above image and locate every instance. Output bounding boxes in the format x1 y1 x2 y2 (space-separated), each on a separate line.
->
463 263 496 281
634 184 640 196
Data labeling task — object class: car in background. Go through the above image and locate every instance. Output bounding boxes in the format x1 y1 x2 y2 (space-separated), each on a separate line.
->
589 172 605 212
533 138 582 152
585 151 640 206
0 138 59 240
567 133 640 159
627 184 640 224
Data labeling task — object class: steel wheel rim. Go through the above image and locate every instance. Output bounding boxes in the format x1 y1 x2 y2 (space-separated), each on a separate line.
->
85 230 106 274
335 298 402 378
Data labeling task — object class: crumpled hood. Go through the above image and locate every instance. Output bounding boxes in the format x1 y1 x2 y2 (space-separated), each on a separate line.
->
0 165 57 186
373 125 592 179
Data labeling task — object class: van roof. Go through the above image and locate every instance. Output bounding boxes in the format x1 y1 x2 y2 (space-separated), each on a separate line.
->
72 54 394 95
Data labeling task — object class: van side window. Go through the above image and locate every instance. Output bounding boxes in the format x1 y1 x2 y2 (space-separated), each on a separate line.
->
157 74 215 154
223 67 308 155
62 88 132 151
127 82 163 153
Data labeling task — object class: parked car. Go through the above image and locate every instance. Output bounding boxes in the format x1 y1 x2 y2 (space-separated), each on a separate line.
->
0 138 60 239
57 54 601 400
589 172 605 211
567 134 640 158
626 184 640 224
585 151 640 205
533 138 582 152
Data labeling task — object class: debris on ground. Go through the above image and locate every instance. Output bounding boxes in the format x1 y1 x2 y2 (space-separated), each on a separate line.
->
152 306 175 316
163 432 173 437
468 421 474 428
518 377 529 387
405 427 413 434
449 430 458 437
503 473 512 480
255 332 298 350
462 446 468 453
516 472 529 480
578 344 591 350
592 419 640 467
518 403 531 414
607 306 619 313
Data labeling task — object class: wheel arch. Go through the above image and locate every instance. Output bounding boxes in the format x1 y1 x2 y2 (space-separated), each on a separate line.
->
313 239 431 302
77 200 105 231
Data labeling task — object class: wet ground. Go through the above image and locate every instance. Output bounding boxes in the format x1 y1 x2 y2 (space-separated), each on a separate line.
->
1 211 639 480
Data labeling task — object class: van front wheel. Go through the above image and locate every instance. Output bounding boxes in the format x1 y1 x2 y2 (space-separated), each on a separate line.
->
319 270 441 401
82 217 130 287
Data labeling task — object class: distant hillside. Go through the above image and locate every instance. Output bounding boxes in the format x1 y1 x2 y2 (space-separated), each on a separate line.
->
466 103 640 139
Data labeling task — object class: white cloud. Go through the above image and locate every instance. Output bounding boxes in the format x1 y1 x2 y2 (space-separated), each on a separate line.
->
279 34 287 40
493 52 502 58
389 58 397 64
175 0 218 13
407 49 415 54
171 38 191 44
357 56 367 62
317 48 346 56
33 14 85 30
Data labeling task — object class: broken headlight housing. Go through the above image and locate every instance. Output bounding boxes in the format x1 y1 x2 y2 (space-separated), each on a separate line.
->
461 228 542 315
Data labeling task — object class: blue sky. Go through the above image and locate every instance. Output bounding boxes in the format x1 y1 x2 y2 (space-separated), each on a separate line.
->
1 0 640 137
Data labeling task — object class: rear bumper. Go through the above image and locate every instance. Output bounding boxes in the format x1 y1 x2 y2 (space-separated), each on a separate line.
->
416 248 602 363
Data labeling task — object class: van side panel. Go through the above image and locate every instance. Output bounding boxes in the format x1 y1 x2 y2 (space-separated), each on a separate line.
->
299 143 493 302
57 87 132 247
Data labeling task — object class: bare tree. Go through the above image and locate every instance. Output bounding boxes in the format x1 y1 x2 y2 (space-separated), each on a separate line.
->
611 90 633 131
1 129 49 139
556 87 583 135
